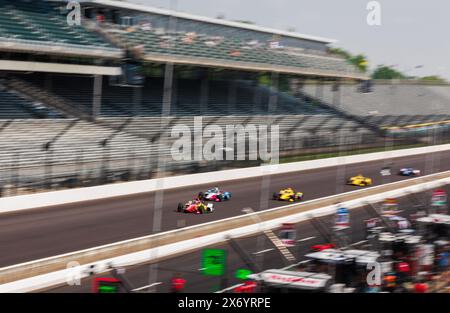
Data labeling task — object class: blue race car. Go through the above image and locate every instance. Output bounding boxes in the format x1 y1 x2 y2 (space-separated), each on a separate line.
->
399 168 421 176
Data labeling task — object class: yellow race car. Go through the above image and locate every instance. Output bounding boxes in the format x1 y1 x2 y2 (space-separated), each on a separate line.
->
347 174 373 187
273 188 304 202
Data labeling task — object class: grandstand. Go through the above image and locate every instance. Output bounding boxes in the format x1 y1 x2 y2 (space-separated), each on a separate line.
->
104 24 357 76
302 82 450 136
15 73 335 116
84 0 363 79
0 0 121 58
4 0 442 194
0 0 107 46
0 72 376 190
0 84 61 118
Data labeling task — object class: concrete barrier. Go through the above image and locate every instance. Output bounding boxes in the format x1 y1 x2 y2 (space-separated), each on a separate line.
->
1 170 449 292
1 143 449 214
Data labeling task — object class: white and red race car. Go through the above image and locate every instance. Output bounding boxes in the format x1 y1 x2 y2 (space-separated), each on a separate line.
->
198 187 231 202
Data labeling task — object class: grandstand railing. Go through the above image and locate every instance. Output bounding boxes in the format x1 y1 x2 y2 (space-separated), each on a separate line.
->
93 21 367 80
140 51 367 80
4 78 93 121
0 37 123 59
300 92 387 137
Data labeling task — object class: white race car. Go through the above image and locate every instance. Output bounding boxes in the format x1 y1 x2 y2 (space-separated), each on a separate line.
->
380 167 392 176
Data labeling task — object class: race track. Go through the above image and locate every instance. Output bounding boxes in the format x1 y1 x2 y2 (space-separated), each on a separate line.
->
1 149 449 267
48 185 450 293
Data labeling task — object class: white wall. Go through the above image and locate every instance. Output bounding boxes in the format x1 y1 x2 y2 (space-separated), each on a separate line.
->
1 143 449 214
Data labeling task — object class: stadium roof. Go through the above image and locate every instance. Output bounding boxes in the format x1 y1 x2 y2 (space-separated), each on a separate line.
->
79 0 337 44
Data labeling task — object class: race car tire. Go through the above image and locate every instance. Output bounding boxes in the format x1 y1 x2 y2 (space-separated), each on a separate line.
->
177 203 184 213
218 194 224 202
198 192 205 200
273 193 279 200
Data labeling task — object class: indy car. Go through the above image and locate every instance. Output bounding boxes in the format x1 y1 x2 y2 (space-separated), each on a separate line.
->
177 199 214 214
380 167 392 176
272 188 304 202
347 174 373 187
198 187 231 202
399 167 421 176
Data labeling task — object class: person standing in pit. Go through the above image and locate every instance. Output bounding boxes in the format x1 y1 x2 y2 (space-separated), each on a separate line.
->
171 273 187 293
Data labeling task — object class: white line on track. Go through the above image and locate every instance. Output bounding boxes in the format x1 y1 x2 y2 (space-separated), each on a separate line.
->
215 283 244 293
253 248 275 255
350 240 368 246
340 240 369 250
297 236 316 242
132 282 163 291
281 260 311 270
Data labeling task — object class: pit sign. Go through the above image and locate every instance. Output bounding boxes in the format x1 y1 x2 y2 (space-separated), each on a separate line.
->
202 249 227 276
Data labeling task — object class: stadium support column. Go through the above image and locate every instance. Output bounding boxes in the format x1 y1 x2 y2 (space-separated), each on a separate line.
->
199 69 209 113
162 63 174 117
252 74 261 114
92 75 103 119
133 86 142 116
295 77 305 102
315 79 324 103
268 71 279 115
45 73 53 93
332 80 341 108
147 62 174 293
42 142 53 190
171 68 178 113
228 74 237 115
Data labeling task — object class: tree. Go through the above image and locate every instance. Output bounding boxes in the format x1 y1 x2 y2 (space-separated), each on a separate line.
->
258 73 271 87
372 65 406 80
329 48 368 73
420 75 448 83
329 47 351 60
349 54 369 73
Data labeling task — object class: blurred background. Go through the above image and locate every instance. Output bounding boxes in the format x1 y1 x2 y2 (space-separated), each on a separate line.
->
0 0 449 197
0 0 449 294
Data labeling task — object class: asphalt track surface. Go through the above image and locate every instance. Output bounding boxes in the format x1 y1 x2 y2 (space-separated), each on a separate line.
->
49 185 450 293
1 150 450 267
